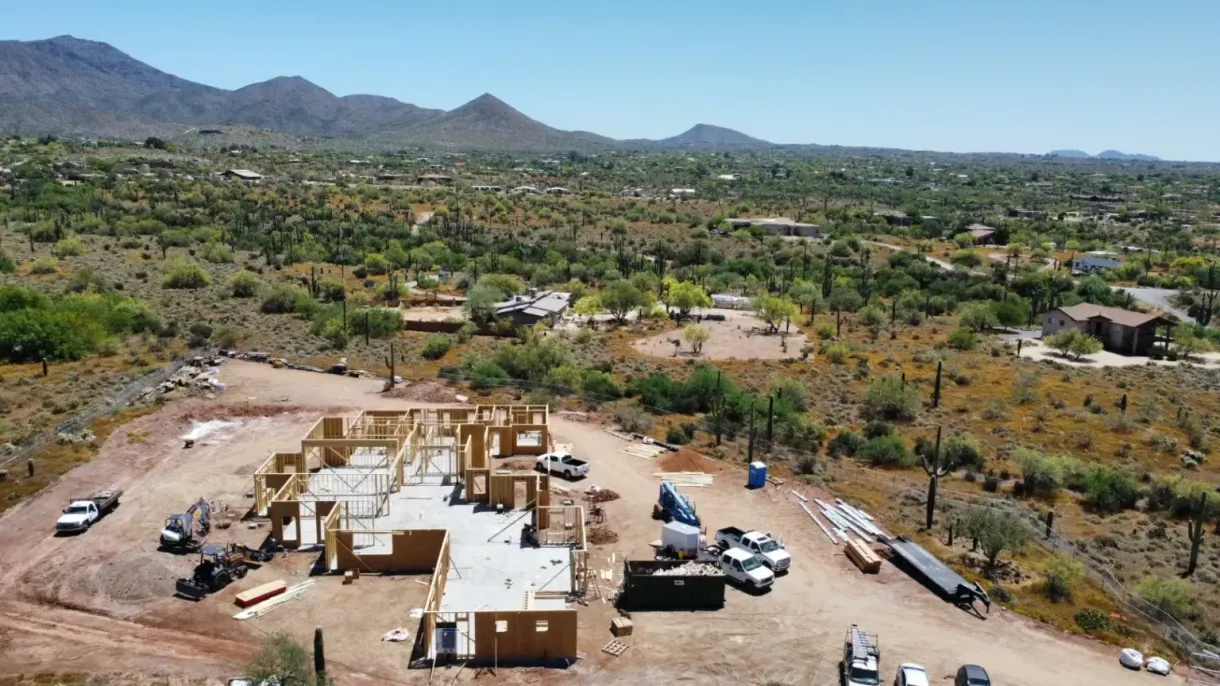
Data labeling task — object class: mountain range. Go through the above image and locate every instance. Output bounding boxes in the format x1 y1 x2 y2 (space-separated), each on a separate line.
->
0 35 769 151
1047 149 1160 162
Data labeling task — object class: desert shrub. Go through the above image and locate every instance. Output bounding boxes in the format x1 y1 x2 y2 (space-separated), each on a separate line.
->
1136 576 1198 620
30 256 59 274
944 432 985 470
817 322 836 339
863 376 920 420
962 507 1030 571
1013 447 1080 496
769 377 810 412
864 421 895 439
827 430 864 459
317 277 346 302
52 235 86 257
666 426 690 445
1082 466 1138 514
347 308 402 339
1075 608 1111 632
199 241 234 263
162 259 211 289
352 265 369 279
0 249 13 273
262 285 314 314
614 402 653 433
825 342 851 364
228 271 261 298
857 434 914 468
542 365 583 394
363 252 391 275
982 475 999 492
858 305 885 326
947 327 978 350
582 371 622 401
212 325 247 348
465 358 509 390
1042 554 1084 602
421 335 452 360
1011 371 1039 405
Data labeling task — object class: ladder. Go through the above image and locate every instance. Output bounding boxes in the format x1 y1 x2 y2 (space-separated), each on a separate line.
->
849 624 875 661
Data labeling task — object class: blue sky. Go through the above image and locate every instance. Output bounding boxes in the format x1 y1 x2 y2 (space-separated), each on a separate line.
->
6 1 1218 160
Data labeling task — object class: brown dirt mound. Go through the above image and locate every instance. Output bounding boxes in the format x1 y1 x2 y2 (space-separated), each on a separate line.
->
658 448 720 473
587 489 620 503
177 404 329 422
500 459 535 471
587 526 619 545
382 382 459 403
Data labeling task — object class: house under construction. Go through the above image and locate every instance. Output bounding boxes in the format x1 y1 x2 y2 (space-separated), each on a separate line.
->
252 405 587 666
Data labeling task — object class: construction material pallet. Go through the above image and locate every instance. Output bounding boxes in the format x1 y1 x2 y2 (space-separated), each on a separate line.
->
602 639 630 656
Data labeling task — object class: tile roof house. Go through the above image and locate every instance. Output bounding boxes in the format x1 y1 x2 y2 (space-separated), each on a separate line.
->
1041 303 1167 356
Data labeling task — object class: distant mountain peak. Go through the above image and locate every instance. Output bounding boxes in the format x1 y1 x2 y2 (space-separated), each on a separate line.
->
660 123 770 148
1047 149 1160 161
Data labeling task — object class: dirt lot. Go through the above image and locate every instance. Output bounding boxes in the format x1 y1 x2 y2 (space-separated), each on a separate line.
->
398 305 464 322
631 309 808 361
0 362 1182 685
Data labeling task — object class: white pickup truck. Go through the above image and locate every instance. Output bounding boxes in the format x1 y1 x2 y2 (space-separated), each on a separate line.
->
715 527 791 572
535 451 589 479
718 548 774 591
56 489 122 533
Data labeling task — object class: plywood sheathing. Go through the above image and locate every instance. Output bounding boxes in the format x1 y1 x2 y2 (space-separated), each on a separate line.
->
334 528 448 574
472 610 577 663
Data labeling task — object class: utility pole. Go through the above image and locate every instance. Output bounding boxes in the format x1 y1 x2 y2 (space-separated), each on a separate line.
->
747 399 756 462
314 627 326 686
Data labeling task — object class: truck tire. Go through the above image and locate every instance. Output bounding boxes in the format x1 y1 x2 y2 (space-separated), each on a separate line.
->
564 469 573 479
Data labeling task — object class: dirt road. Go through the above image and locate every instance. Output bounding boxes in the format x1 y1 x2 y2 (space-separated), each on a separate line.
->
541 417 1177 686
0 361 1183 685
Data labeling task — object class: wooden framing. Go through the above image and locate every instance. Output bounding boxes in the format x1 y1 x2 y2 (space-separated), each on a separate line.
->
254 406 583 667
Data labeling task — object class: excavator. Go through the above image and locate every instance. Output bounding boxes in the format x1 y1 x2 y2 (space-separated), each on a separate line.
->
160 499 211 552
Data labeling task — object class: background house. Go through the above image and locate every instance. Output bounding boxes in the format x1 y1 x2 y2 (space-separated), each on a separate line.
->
1070 255 1122 274
1041 304 1166 355
222 169 264 183
495 290 571 327
725 217 823 239
967 224 997 245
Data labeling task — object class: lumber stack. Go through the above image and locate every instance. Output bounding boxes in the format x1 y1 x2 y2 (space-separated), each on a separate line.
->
844 538 882 574
654 471 714 486
235 580 286 608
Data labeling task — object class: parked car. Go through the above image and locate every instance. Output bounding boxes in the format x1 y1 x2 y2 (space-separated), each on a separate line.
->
714 526 791 572
718 548 774 591
56 489 122 533
535 451 589 479
954 665 991 686
896 663 930 686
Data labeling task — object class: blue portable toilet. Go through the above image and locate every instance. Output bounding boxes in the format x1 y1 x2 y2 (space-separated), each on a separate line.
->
747 461 767 489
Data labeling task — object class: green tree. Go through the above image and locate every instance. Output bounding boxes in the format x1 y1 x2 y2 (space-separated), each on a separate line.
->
599 280 647 324
162 259 211 289
245 633 317 686
683 323 710 354
788 279 823 315
965 507 1030 572
477 273 525 296
958 301 998 332
1046 329 1103 360
663 279 711 319
463 283 505 324
752 294 799 333
1173 324 1215 358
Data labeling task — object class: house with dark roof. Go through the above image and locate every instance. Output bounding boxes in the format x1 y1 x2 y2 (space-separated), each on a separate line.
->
1070 255 1122 274
874 210 913 227
494 290 571 327
222 169 264 182
1041 304 1168 356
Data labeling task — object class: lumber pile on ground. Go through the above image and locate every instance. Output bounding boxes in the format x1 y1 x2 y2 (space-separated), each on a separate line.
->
653 471 714 486
844 538 882 574
235 580 286 608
